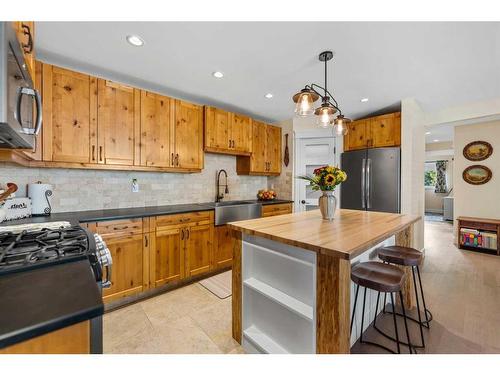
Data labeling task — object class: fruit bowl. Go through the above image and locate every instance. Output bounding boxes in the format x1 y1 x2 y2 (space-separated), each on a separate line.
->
257 189 277 201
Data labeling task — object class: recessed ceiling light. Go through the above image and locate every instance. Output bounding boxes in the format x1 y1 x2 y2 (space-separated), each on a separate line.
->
212 71 224 78
426 131 431 135
264 93 273 99
360 98 369 103
126 35 144 47
433 139 439 142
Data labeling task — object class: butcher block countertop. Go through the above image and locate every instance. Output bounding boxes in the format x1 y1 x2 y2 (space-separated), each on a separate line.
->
228 209 420 260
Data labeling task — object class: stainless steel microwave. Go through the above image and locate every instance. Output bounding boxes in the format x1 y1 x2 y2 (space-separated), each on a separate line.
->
0 22 41 149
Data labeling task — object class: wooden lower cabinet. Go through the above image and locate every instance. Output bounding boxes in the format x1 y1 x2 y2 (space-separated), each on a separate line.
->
0 321 90 354
262 203 293 217
213 225 234 269
185 224 213 277
151 227 184 288
101 233 148 303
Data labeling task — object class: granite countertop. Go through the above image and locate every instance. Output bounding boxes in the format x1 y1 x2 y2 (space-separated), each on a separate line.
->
0 199 294 226
0 259 104 349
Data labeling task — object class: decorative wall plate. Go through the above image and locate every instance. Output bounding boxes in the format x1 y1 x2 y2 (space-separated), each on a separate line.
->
463 141 493 161
462 165 492 185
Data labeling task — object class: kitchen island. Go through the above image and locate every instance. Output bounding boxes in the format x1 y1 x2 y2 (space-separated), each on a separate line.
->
228 209 420 354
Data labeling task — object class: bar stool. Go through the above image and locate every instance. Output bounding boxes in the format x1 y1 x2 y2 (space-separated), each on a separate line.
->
377 246 432 349
350 261 415 354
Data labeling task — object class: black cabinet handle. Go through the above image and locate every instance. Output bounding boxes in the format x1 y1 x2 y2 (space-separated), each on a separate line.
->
301 200 306 204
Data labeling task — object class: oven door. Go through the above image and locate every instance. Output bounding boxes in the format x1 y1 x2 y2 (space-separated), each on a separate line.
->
0 22 42 149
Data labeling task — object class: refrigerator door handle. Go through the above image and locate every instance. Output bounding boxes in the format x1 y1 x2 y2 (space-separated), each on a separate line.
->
361 158 366 209
366 158 372 209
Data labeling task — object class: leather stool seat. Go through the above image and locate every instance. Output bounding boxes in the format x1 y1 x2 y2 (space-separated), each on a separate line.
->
351 261 405 293
378 246 423 267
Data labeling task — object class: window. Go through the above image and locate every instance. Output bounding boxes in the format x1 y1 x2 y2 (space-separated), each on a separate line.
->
424 162 437 188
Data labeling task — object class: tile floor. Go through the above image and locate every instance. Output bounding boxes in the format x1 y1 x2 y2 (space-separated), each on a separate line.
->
104 219 500 354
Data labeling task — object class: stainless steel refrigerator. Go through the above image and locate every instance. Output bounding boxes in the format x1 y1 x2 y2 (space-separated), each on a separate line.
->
340 147 400 213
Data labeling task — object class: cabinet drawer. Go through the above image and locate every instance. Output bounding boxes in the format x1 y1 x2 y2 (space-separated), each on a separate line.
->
94 218 144 236
156 211 213 230
460 220 498 232
262 203 292 217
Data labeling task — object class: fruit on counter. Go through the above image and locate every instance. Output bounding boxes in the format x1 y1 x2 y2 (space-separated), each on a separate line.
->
257 189 277 201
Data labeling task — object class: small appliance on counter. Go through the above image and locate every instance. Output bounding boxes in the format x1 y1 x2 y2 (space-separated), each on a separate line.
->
28 182 53 216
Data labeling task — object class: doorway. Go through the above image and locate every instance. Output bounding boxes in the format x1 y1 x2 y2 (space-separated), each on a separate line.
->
294 136 338 212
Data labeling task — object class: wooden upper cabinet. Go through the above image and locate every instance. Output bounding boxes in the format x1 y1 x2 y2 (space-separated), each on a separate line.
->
369 112 401 148
42 65 97 163
344 119 370 151
250 120 267 173
204 106 230 151
344 112 401 151
266 125 282 174
97 80 140 166
173 100 204 170
230 113 252 154
237 122 281 176
15 21 35 83
140 91 173 168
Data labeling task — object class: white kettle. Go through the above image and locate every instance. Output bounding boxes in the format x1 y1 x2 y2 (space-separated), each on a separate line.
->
28 182 53 216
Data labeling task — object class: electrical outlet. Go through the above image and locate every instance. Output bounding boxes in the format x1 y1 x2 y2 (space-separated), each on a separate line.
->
131 178 139 193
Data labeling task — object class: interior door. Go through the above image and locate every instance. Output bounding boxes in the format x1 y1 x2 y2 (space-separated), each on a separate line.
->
230 113 251 153
266 125 282 174
140 91 172 167
153 228 184 287
97 80 139 165
173 100 203 169
42 65 97 163
366 147 401 213
185 224 212 277
250 120 267 173
340 149 367 210
294 137 337 212
205 106 230 150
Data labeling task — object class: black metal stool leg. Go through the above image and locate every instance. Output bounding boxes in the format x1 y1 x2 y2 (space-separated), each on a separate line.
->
383 292 387 313
373 291 381 328
416 265 432 327
350 284 360 334
399 291 416 354
359 287 367 344
412 266 425 347
390 292 401 354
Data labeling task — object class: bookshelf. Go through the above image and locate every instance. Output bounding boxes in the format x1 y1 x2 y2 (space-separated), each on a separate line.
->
457 216 500 256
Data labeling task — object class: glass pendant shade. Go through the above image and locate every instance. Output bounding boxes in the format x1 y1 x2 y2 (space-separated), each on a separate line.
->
333 114 351 136
293 88 319 117
314 103 336 128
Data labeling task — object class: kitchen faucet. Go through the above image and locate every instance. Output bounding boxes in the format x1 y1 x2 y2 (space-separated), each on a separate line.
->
216 169 229 202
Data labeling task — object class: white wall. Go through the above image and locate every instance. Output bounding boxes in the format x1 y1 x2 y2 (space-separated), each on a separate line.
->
454 120 500 230
401 98 426 251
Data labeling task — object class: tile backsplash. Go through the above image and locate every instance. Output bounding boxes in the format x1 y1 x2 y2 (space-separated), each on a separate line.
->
0 153 268 213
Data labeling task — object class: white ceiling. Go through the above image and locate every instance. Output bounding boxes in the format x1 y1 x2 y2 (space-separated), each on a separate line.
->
425 123 454 144
36 22 500 123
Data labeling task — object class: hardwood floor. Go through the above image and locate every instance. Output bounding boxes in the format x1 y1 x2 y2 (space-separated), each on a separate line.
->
352 220 500 353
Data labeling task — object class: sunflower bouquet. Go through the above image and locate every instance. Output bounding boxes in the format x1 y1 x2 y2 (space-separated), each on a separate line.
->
297 165 347 191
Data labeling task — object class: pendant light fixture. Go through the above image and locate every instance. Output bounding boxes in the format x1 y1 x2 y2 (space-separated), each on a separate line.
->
292 51 351 135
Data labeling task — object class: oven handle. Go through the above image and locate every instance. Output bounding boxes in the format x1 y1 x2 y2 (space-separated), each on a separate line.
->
16 87 43 135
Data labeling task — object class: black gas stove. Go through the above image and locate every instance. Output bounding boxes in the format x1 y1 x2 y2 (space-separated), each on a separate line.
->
0 224 112 288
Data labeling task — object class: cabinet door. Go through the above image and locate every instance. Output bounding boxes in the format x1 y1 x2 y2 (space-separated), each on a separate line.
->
266 124 282 174
140 91 173 167
230 113 252 154
345 119 369 151
101 233 146 303
204 106 230 151
185 224 213 277
369 113 401 148
213 225 233 269
97 79 140 166
152 228 184 287
42 65 97 163
173 100 204 169
250 120 267 173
